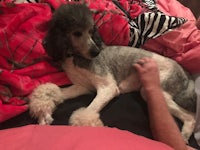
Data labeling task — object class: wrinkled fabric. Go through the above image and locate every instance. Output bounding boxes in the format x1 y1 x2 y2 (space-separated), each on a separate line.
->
87 0 144 46
143 0 200 74
88 0 131 46
0 3 71 123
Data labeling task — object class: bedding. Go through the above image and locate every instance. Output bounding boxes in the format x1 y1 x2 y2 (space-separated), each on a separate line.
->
0 125 174 150
0 0 200 149
0 3 71 123
142 0 200 74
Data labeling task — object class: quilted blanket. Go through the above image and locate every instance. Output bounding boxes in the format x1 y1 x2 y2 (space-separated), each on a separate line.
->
0 2 71 122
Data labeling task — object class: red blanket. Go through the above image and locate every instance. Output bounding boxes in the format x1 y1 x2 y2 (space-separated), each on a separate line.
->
0 3 71 122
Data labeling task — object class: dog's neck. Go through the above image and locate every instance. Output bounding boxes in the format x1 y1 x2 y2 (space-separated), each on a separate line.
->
72 55 93 69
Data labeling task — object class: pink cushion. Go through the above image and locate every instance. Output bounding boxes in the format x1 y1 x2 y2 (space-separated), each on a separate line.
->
143 0 200 74
0 125 173 150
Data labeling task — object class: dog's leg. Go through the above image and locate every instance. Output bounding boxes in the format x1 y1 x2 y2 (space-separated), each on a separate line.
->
69 84 120 126
29 83 91 125
163 92 196 143
61 84 91 100
29 82 63 125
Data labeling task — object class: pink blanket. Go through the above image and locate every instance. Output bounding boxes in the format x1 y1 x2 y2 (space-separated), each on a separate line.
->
0 125 173 150
143 0 200 74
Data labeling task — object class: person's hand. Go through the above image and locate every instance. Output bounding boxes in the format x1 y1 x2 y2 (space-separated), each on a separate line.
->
133 57 161 91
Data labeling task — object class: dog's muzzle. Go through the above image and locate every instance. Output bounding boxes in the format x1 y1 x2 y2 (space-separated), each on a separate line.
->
89 37 102 57
89 45 101 57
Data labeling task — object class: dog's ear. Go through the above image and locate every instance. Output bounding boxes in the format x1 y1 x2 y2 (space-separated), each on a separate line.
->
42 27 71 62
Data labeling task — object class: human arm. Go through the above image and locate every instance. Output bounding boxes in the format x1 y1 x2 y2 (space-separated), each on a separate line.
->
133 58 189 150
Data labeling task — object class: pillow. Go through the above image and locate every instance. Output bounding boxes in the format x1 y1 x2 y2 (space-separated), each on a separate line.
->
142 0 200 74
129 11 187 47
0 125 173 150
88 0 187 47
127 0 187 47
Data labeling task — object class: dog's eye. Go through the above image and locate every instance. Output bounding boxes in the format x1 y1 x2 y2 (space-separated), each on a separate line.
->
73 31 82 37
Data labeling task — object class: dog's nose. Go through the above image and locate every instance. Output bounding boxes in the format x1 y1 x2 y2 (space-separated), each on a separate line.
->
90 46 101 57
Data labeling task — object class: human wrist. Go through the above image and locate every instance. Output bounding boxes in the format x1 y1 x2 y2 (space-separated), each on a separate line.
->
142 85 164 102
142 85 162 94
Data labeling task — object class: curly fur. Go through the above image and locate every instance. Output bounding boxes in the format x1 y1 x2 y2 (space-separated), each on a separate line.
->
69 107 104 126
43 3 103 62
29 82 63 125
29 3 196 142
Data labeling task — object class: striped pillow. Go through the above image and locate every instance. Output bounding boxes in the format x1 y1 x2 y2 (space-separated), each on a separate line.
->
129 11 187 47
123 0 186 47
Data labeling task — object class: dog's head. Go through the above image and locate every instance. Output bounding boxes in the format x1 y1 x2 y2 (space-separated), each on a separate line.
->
43 3 104 62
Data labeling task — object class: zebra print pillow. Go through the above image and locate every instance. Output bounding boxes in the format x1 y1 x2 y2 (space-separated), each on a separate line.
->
129 11 187 47
128 0 187 47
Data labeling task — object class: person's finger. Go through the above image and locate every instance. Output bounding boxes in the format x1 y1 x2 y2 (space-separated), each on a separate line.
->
142 57 152 64
136 59 146 66
137 57 152 66
133 63 143 73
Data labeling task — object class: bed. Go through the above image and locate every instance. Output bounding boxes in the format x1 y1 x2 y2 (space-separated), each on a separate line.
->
0 0 200 149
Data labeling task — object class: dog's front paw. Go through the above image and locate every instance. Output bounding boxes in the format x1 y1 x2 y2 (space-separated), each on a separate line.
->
29 82 63 125
69 107 104 127
38 113 54 125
